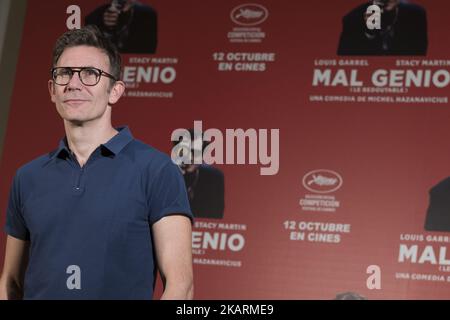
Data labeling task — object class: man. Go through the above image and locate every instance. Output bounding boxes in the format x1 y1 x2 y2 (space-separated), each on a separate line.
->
85 0 158 54
337 0 427 55
173 129 225 219
0 25 193 299
425 177 450 232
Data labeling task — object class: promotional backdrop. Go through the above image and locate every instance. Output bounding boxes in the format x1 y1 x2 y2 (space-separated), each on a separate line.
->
1 0 450 299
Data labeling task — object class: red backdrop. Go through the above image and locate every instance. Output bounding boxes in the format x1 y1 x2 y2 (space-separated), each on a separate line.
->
1 0 450 299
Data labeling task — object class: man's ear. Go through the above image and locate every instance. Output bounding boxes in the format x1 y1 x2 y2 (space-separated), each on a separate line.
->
48 80 56 103
108 81 125 105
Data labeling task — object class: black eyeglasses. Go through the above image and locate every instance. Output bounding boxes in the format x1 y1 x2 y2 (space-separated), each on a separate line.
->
51 67 117 86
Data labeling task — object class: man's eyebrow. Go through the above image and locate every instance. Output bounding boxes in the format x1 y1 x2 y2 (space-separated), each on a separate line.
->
56 66 99 68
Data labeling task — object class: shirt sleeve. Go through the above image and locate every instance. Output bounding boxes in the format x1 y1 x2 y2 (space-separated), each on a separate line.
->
147 161 193 225
4 170 30 241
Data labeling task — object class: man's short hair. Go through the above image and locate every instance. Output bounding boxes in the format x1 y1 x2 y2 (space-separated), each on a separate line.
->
51 25 121 82
334 291 367 300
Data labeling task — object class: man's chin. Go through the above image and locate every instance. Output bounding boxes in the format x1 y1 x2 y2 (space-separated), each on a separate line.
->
62 117 90 127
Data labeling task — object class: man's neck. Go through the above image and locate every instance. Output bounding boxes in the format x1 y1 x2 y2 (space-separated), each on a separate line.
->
64 120 118 167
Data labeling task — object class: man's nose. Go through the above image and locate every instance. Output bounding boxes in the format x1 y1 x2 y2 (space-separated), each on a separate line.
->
66 72 83 90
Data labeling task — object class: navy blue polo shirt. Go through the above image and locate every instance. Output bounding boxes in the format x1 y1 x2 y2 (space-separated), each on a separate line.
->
4 126 193 299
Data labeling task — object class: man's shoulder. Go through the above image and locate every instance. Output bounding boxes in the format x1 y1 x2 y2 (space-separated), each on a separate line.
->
15 151 56 178
125 139 185 183
125 139 174 169
343 2 369 22
430 177 450 195
199 164 224 178
134 3 157 15
399 2 426 15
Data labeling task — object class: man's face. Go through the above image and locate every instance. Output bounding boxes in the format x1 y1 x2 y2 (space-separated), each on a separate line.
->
181 162 200 174
48 45 122 125
179 147 200 174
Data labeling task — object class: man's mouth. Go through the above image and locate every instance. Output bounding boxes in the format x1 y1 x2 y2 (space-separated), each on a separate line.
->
63 99 89 106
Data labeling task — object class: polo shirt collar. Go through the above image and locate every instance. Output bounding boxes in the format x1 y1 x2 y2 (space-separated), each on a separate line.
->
50 126 134 160
50 138 71 160
102 126 134 155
